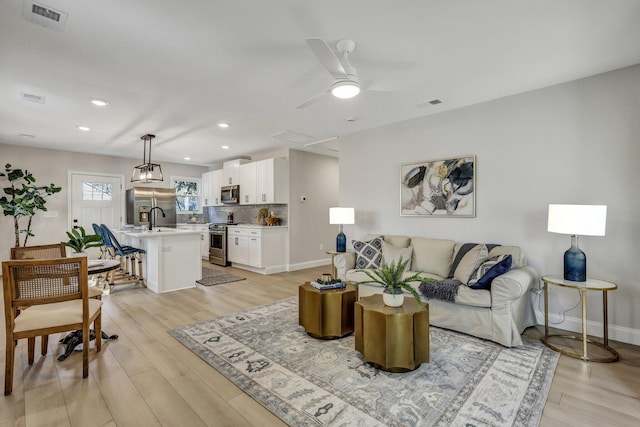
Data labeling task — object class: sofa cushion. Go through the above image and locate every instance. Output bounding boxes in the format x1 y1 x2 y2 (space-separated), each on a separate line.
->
411 237 455 278
488 245 525 268
468 254 512 289
352 237 383 269
346 269 442 286
381 240 413 271
452 244 488 284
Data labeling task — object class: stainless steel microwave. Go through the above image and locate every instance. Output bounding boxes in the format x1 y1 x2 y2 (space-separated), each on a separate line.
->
220 185 239 204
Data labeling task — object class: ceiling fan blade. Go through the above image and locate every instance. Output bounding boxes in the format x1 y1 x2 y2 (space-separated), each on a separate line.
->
305 38 346 79
295 89 330 109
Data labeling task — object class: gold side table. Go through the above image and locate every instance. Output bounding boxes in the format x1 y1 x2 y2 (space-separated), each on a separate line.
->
298 282 356 339
355 294 429 372
541 275 619 362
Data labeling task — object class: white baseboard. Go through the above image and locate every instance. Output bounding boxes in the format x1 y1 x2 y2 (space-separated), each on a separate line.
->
288 259 331 272
533 309 640 346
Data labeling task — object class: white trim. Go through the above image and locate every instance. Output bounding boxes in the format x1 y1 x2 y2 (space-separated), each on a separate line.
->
288 258 331 272
533 309 640 346
67 170 125 230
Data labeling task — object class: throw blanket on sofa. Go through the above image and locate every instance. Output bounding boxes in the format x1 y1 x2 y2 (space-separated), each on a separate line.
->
419 279 463 303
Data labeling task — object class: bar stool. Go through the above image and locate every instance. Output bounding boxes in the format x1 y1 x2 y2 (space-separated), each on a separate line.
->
99 224 146 291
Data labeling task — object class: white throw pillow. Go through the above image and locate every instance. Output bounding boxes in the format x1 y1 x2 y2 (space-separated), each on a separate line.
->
453 244 488 284
381 240 413 272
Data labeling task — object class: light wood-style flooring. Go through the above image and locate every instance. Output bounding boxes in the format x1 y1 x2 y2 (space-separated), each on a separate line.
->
1 262 639 426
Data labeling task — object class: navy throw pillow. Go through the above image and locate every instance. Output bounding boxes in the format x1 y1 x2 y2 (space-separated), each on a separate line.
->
468 255 512 289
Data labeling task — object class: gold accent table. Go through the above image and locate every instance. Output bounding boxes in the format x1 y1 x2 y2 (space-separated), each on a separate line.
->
298 282 356 339
541 275 619 362
355 294 429 372
325 250 352 279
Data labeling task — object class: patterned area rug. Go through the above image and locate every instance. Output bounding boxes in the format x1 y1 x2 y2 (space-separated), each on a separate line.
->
169 298 558 426
196 269 245 286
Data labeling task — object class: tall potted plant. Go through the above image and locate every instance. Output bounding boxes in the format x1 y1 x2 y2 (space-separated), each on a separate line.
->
354 256 433 307
0 163 62 247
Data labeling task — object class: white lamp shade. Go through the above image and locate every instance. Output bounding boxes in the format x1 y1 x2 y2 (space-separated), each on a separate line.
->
547 204 607 236
329 207 355 225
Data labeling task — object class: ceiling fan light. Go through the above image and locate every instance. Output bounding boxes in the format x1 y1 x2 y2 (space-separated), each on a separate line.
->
331 81 361 99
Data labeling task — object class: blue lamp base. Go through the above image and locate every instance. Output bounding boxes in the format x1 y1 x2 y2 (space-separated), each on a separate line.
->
564 235 586 282
336 224 346 252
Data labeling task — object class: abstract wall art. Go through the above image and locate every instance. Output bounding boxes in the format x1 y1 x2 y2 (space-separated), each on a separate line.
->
400 155 475 217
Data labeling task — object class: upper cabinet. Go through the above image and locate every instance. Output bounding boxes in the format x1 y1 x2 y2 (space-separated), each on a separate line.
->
202 169 223 206
256 158 289 204
204 157 288 206
239 162 257 205
223 159 249 186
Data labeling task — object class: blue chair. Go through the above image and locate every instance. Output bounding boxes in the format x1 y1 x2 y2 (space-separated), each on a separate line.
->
92 223 108 259
100 224 146 291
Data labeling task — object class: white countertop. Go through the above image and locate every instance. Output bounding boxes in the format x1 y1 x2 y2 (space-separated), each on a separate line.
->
118 228 202 237
227 224 288 228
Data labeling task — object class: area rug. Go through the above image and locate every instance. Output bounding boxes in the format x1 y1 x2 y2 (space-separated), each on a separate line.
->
196 269 245 286
169 298 558 426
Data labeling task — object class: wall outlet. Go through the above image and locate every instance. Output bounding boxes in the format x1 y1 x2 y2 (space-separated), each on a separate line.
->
319 243 323 250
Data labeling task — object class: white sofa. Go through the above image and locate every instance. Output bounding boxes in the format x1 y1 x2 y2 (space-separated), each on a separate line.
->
334 235 538 347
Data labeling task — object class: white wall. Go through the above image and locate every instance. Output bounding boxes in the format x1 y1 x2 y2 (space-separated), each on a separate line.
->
339 64 640 344
288 149 339 270
0 143 208 261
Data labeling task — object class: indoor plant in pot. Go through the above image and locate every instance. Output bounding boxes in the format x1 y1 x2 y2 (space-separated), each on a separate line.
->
354 256 433 307
62 226 103 256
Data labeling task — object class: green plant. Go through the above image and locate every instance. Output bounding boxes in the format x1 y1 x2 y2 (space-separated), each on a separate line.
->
353 256 434 306
61 227 103 253
0 163 62 247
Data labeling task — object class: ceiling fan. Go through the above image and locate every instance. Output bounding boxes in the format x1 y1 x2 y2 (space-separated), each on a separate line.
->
297 38 362 109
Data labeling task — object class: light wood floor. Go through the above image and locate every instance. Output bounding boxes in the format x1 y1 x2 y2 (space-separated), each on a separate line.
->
1 262 639 426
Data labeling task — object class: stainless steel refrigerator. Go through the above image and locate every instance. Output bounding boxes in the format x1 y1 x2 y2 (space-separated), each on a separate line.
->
126 187 177 228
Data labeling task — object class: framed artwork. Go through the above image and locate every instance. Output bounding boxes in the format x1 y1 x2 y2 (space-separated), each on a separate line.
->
400 155 475 217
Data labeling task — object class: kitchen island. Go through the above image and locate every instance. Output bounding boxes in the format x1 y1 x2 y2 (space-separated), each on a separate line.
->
115 228 201 293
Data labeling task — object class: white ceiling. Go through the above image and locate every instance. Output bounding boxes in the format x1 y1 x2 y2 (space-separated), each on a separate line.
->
1 0 639 166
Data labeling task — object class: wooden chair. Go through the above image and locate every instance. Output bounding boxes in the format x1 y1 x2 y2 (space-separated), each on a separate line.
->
2 257 102 395
9 243 103 360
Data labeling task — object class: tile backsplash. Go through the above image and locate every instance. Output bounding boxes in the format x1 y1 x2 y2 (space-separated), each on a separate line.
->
204 204 288 225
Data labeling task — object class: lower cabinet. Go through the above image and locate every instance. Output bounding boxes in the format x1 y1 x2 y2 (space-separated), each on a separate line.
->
227 226 287 274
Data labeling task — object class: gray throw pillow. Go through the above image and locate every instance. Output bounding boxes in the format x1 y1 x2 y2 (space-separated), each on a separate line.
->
353 237 383 269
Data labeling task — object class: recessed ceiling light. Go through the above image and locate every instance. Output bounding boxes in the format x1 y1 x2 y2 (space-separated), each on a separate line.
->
221 145 230 150
90 98 110 107
184 157 191 160
217 122 230 128
77 125 90 131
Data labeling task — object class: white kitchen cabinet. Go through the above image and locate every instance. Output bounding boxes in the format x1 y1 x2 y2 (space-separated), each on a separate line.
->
202 170 223 206
223 159 248 186
226 226 287 274
239 162 257 205
200 231 209 260
227 228 249 265
256 158 289 204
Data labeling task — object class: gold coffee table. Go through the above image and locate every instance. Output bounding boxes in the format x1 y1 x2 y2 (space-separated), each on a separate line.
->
298 282 357 339
355 294 429 372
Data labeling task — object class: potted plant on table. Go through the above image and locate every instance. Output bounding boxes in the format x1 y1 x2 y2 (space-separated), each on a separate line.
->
62 226 103 257
353 256 433 307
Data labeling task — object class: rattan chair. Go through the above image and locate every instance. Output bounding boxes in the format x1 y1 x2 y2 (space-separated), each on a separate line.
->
2 257 102 395
9 243 103 361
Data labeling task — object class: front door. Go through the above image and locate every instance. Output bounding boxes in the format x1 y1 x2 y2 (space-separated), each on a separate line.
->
69 172 124 235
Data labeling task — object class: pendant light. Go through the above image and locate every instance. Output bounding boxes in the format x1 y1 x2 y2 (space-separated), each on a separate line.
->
131 134 163 183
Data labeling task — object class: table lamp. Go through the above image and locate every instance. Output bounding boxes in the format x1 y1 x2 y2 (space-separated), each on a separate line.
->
329 207 355 252
547 204 607 282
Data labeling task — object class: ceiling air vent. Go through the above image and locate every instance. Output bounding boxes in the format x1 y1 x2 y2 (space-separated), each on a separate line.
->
271 130 316 144
21 92 46 104
23 1 68 31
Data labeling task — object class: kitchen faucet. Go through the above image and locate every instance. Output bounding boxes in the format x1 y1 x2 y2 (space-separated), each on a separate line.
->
148 206 166 231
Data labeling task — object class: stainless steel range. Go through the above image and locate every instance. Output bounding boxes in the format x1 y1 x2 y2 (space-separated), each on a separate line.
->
209 223 230 266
